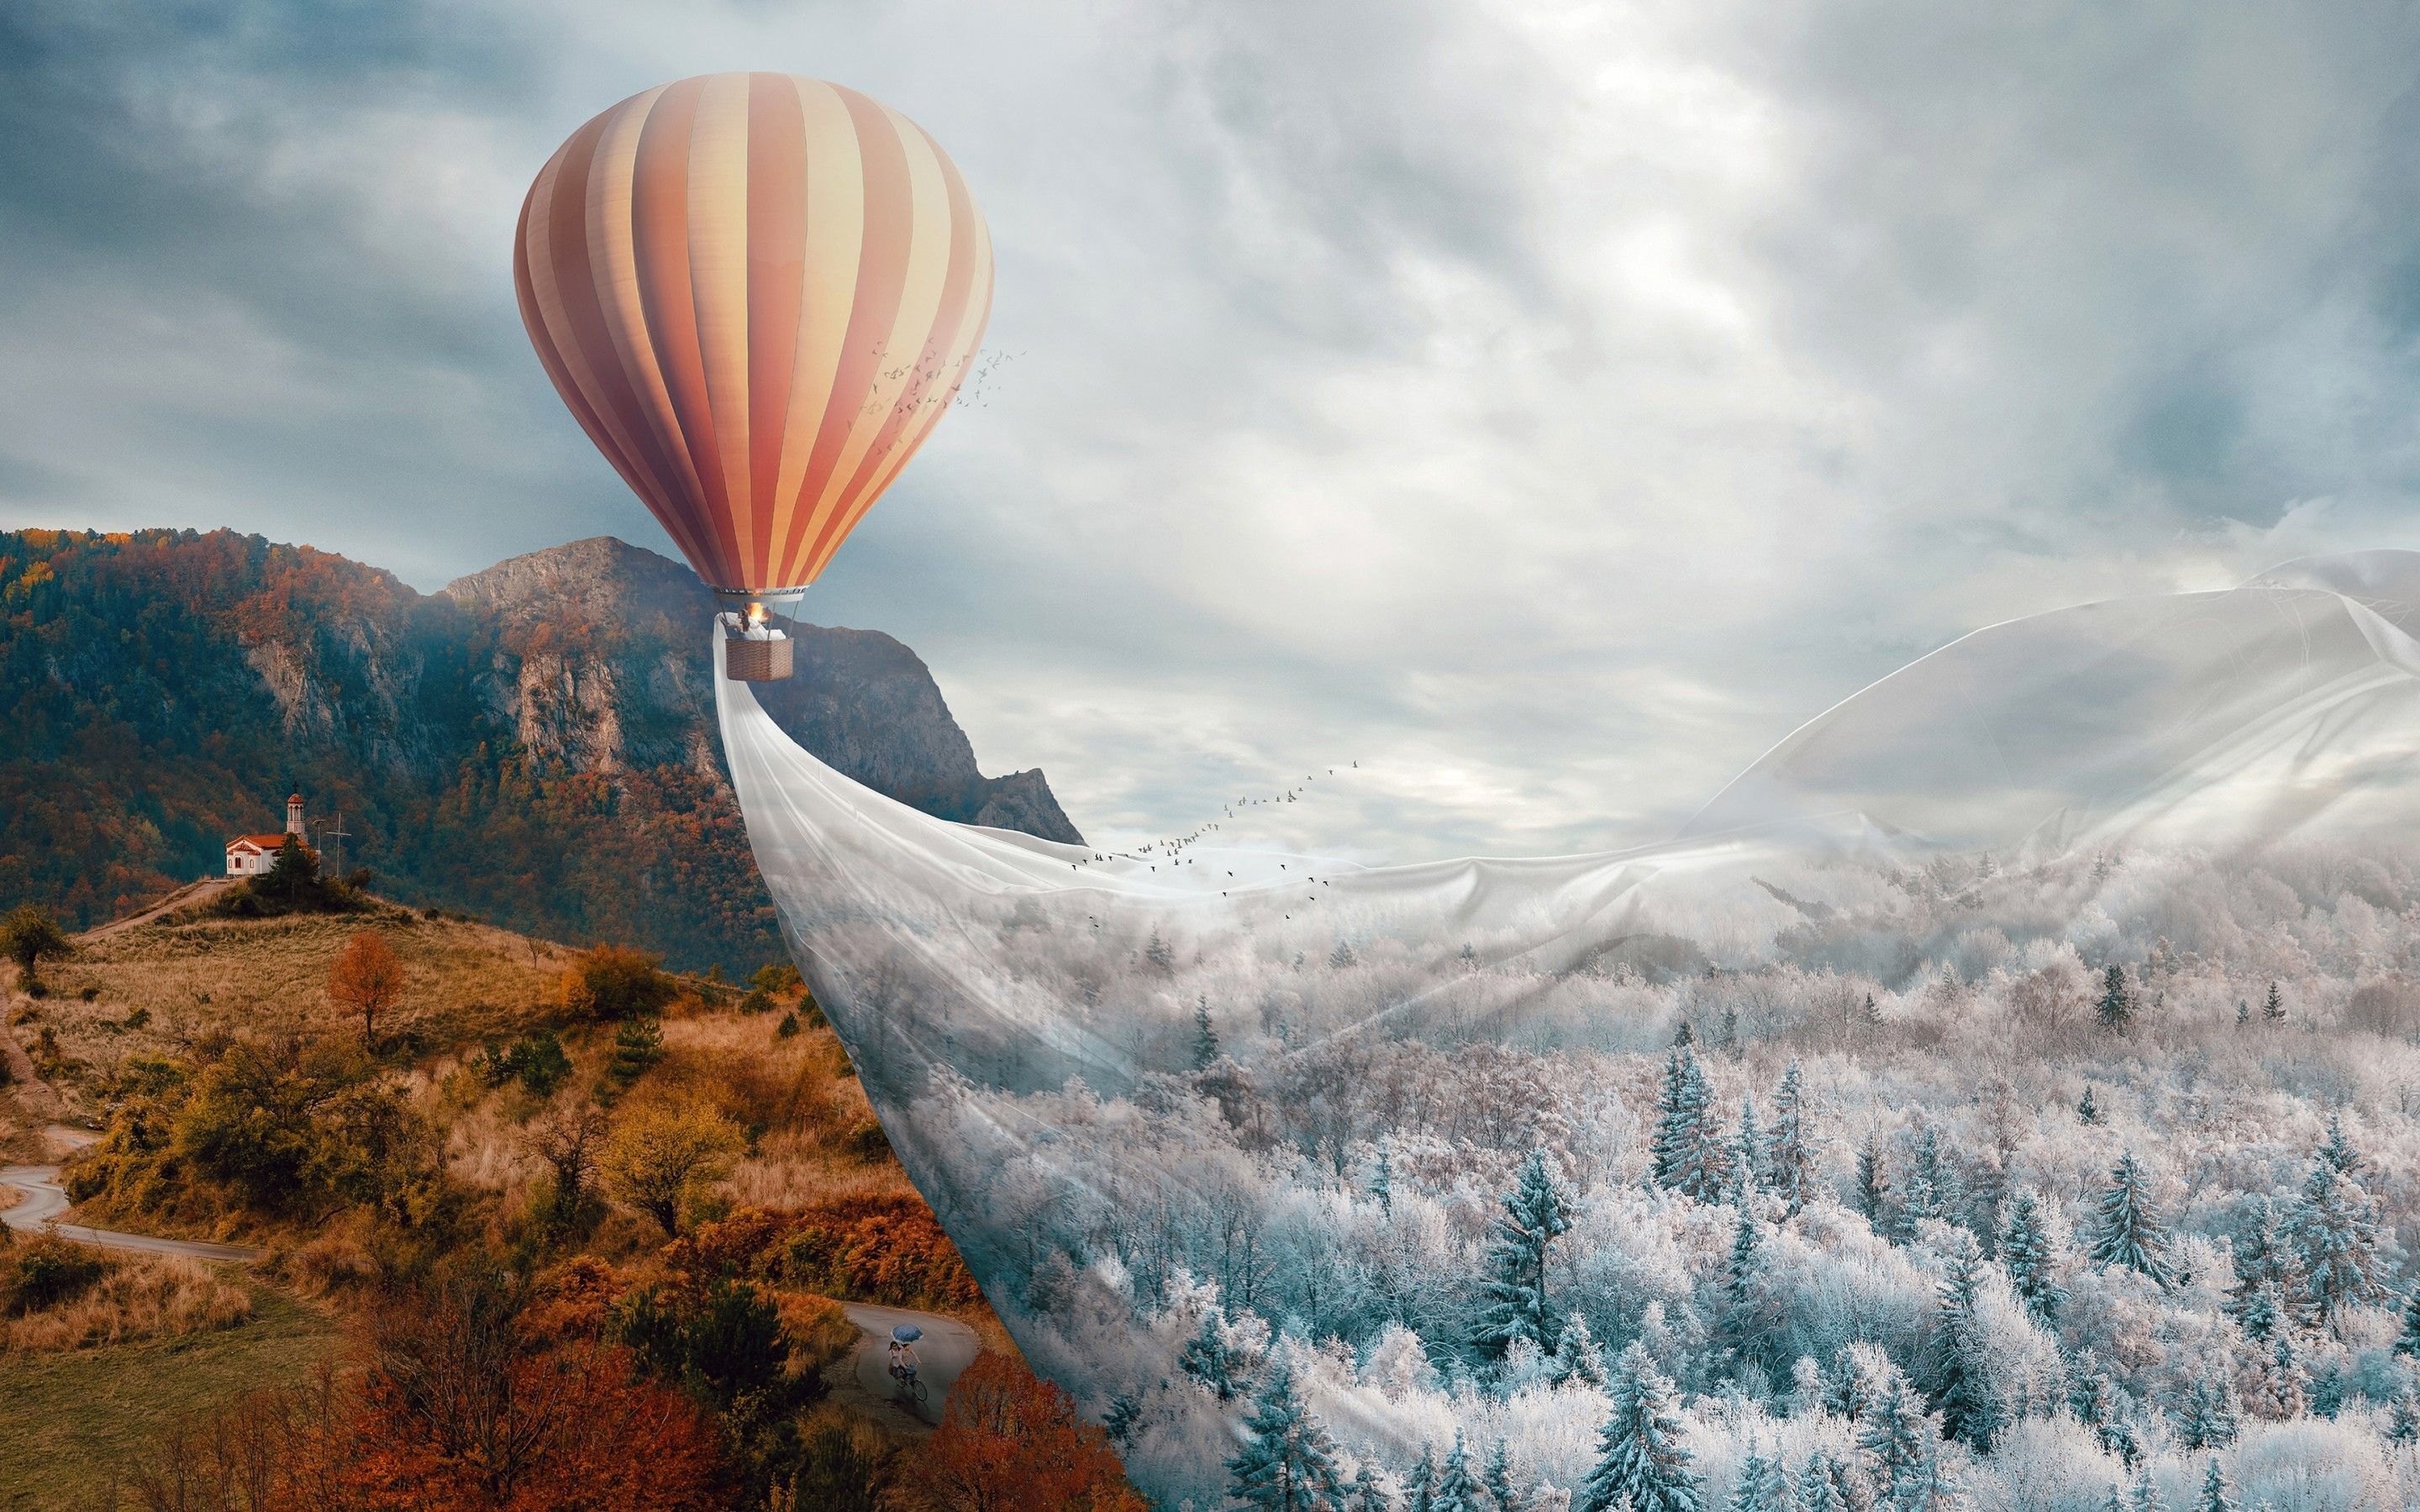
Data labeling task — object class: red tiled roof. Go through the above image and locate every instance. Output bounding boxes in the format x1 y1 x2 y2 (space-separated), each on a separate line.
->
227 833 313 852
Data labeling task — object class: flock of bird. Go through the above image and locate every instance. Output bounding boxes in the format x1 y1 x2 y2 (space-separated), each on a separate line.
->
1067 761 1362 922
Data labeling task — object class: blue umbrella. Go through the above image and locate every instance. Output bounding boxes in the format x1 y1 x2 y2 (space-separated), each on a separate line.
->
892 1323 923 1343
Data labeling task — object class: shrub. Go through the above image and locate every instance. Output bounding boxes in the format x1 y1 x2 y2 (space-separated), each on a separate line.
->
0 903 71 990
897 1351 1138 1512
774 1011 800 1039
3 1234 106 1315
780 1192 983 1310
601 1099 745 1235
1 1239 250 1352
605 1016 664 1086
559 946 676 1023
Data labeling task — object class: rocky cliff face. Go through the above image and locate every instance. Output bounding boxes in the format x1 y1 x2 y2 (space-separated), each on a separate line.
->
0 527 1080 968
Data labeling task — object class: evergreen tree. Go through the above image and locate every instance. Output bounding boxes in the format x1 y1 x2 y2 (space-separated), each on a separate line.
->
2175 1379 2237 1451
1181 1307 1239 1400
1920 1230 2000 1450
1674 1019 1696 1048
1347 1464 1392 1512
1145 927 1176 972
1434 1432 1481 1512
1733 1097 1764 1194
1192 996 1221 1071
1794 1457 1844 1512
2308 1359 2346 1420
2242 1336 2307 1420
1476 1149 1573 1357
1724 1450 1783 1512
1765 1062 1813 1217
1861 993 1883 1032
2224 1197 2291 1333
1824 1344 1890 1423
2283 1156 2386 1331
1901 1125 1951 1231
1328 939 1357 969
2235 999 2250 1028
1370 1137 1397 1216
1482 1439 1518 1512
2263 981 2286 1024
1855 1131 1890 1233
1854 1375 1932 1506
1102 1390 1143 1446
1227 1362 1350 1511
1650 1047 1728 1201
2078 1086 2102 1126
2387 1385 2420 1448
1997 1190 2066 1325
1404 1446 1437 1512
2086 1152 2176 1289
606 1014 665 1085
2127 1471 2164 1512
1576 1343 1702 1512
2317 1110 2362 1175
2396 1284 2420 1359
2192 1459 2238 1512
2236 1278 2284 1345
1552 1312 1610 1389
1719 1162 1770 1378
2097 964 2134 1032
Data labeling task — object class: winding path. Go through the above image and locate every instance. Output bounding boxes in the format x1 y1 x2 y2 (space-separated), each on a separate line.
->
839 1301 981 1430
0 1127 264 1263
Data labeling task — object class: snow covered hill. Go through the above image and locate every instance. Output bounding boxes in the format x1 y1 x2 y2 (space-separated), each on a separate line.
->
1679 549 2420 855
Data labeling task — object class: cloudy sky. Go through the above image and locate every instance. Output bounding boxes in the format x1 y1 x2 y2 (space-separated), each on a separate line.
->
6 1 2420 858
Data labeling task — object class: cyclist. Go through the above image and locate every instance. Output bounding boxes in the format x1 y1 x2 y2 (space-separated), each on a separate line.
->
886 1323 923 1400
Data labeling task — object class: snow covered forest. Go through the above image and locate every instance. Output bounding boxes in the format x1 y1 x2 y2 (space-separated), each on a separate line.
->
797 840 2420 1510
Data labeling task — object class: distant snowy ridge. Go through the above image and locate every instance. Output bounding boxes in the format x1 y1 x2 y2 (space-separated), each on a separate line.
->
1680 549 2420 855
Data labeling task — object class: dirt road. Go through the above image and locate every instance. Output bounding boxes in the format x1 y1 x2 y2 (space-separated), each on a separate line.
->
0 1126 264 1263
839 1302 981 1431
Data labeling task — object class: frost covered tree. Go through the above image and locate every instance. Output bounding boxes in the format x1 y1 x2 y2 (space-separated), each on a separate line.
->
2096 965 2134 1032
1181 1305 1240 1400
2263 980 2286 1024
1997 1190 2065 1325
1725 1450 1783 1512
2086 1152 2176 1290
1328 939 1357 969
1719 1163 1770 1378
1434 1432 1481 1512
1476 1148 1573 1357
2078 1086 2102 1126
1369 1137 1396 1216
2240 1336 2307 1420
1577 1343 1702 1512
1404 1446 1437 1512
1482 1439 1518 1512
2283 1155 2386 1331
2387 1384 2420 1448
2126 1470 2164 1512
2192 1458 2237 1512
2224 1197 2291 1333
2318 1110 2363 1175
1921 1230 1999 1450
1226 1362 1349 1511
2396 1284 2420 1358
1733 1097 1764 1193
1855 1372 1933 1505
1145 927 1175 973
1553 1312 1609 1389
2175 1379 2236 1451
1651 1047 1728 1201
1192 997 1220 1071
1901 1125 1953 1231
1347 1463 1391 1512
1795 1456 1845 1512
1855 1131 1890 1233
1765 1061 1813 1217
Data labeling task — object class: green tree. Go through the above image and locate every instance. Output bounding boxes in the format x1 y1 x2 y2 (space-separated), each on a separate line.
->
1651 1047 1728 1201
1854 1372 1933 1506
561 944 676 1021
2086 1151 2176 1289
2262 981 2286 1024
600 1098 744 1234
2096 964 2133 1032
1764 1061 1813 1217
2284 1156 2386 1331
1997 1190 2066 1325
1192 996 1221 1071
1921 1230 2000 1450
1181 1306 1239 1401
1433 1432 1481 1512
1476 1148 1573 1357
2192 1457 2238 1512
1576 1343 1702 1512
0 904 71 990
608 1014 666 1086
1226 1362 1349 1511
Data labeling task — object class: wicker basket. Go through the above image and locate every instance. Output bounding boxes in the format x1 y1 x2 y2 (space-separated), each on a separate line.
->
724 634 795 682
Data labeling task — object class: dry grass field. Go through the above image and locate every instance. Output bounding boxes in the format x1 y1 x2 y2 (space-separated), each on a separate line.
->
2 1236 255 1354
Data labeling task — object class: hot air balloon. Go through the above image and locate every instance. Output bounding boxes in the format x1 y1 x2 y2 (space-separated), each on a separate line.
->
514 73 994 680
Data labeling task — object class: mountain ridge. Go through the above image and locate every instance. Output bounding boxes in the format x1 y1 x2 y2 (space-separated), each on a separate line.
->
0 526 1080 969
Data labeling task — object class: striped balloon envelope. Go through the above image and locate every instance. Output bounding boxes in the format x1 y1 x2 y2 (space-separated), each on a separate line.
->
514 73 992 613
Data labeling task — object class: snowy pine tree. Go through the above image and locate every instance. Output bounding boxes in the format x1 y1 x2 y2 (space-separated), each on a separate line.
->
2086 1151 2177 1289
2263 980 2286 1023
1733 1096 1764 1194
2192 1458 2238 1512
1651 1047 1728 1201
1576 1343 1702 1512
1997 1190 2065 1325
1404 1446 1438 1512
1434 1432 1481 1512
1476 1148 1573 1357
1795 1456 1844 1512
1192 996 1220 1071
2127 1470 2164 1512
2079 1086 2102 1125
1347 1463 1392 1512
2175 1378 2237 1450
1901 1125 1950 1231
2396 1284 2420 1358
1765 1061 1813 1217
2224 1197 2291 1333
1921 1230 2000 1450
1145 927 1175 972
2284 1155 2386 1330
1182 1305 1240 1400
2318 1110 2362 1174
1724 1450 1784 1512
1370 1137 1396 1216
2097 964 2134 1032
1855 1373 1933 1506
2387 1384 2420 1447
1855 1131 1890 1233
1719 1161 1770 1379
1226 1362 1350 1511
1329 938 1357 969
1553 1312 1610 1389
1483 1439 1518 1512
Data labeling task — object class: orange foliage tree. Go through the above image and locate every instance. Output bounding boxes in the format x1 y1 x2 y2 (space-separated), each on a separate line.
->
328 930 406 1046
897 1351 1143 1512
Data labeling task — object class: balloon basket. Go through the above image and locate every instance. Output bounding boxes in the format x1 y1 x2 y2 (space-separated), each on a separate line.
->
724 635 794 683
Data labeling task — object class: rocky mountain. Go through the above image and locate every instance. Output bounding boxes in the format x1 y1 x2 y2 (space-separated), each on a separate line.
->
0 527 1080 969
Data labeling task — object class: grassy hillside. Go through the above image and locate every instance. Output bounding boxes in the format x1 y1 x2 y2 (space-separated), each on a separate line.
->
0 887 1135 1509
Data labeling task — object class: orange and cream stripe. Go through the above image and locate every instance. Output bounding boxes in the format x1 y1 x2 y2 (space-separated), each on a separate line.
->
514 73 993 594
